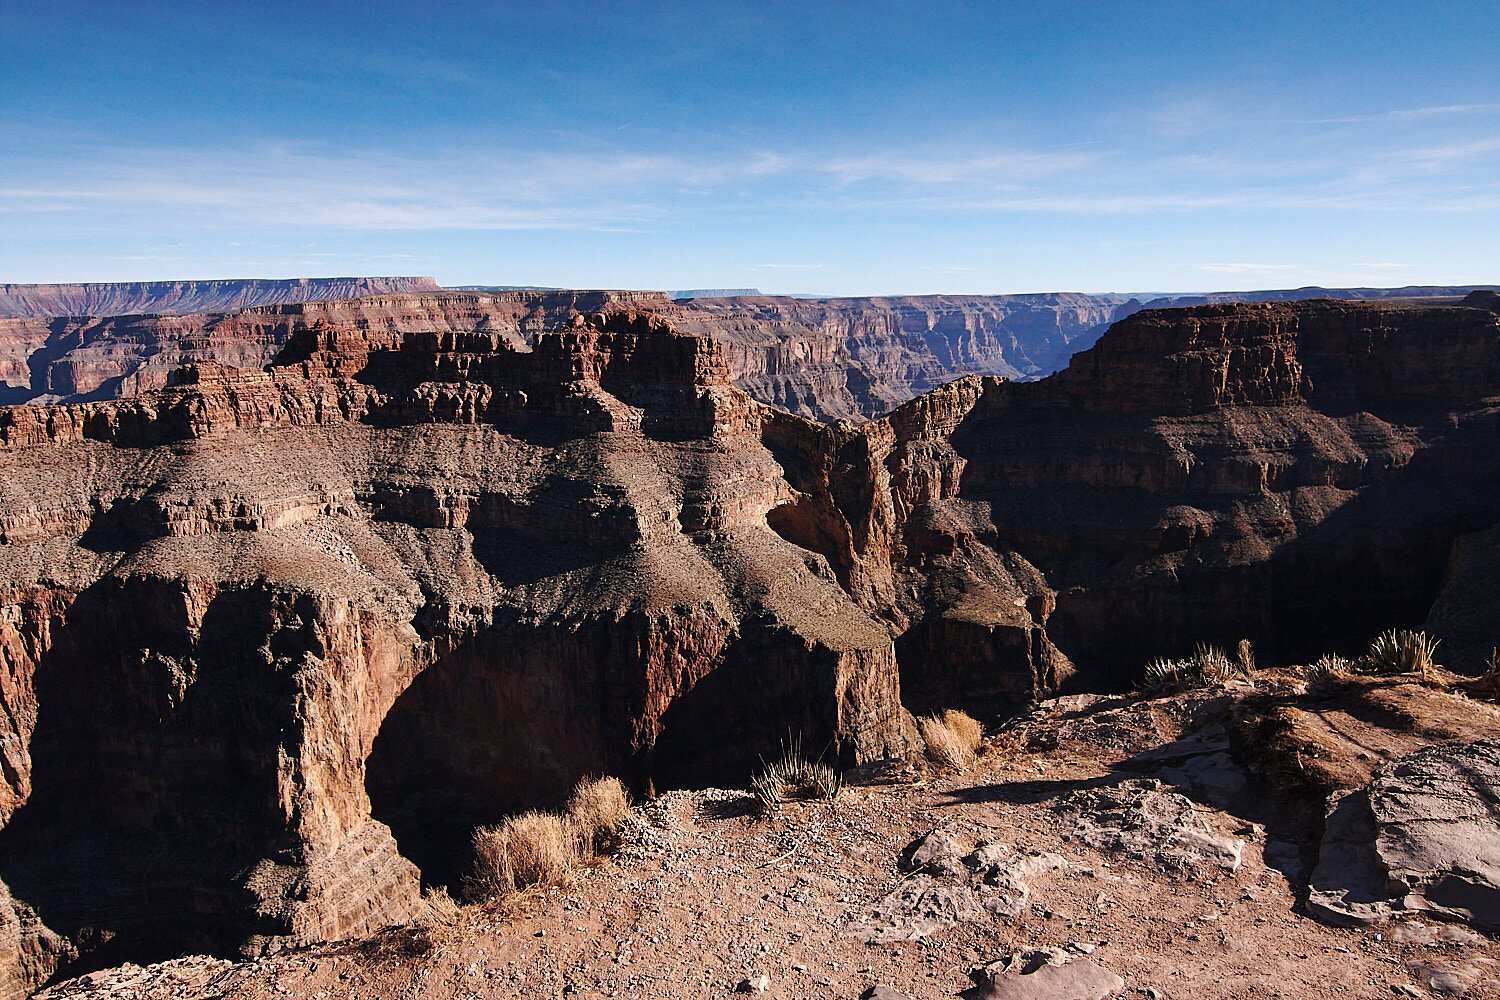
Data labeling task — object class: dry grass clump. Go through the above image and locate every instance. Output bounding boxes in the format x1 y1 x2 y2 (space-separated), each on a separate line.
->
1477 649 1500 698
471 811 580 898
1236 639 1255 676
567 775 631 854
1303 653 1352 695
1367 629 1442 685
920 710 983 773
941 709 984 754
469 774 634 901
751 736 843 813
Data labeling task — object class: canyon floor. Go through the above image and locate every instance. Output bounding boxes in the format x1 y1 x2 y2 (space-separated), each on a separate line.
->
34 673 1500 1000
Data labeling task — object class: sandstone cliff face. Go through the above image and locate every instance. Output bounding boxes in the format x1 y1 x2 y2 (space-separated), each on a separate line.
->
0 297 1497 994
0 311 919 994
0 278 443 320
0 289 1121 419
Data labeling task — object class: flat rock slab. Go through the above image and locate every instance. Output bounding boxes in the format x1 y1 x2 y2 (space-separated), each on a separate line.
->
1308 789 1397 927
848 876 986 943
969 948 1124 1000
1310 739 1500 930
1372 738 1500 929
1053 779 1243 872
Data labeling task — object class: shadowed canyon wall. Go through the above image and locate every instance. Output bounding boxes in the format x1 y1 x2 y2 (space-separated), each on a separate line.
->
0 298 1496 993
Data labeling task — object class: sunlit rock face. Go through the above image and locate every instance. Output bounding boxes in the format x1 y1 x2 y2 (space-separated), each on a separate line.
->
0 296 1496 993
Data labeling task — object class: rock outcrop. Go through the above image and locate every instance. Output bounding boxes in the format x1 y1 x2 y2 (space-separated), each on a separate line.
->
0 278 443 320
0 312 918 993
1309 739 1500 930
1 295 1498 993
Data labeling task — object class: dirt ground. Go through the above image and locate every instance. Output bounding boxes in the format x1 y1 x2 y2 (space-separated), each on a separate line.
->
34 677 1500 1000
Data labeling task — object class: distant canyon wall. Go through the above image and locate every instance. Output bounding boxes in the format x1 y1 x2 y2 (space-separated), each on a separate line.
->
11 282 1488 421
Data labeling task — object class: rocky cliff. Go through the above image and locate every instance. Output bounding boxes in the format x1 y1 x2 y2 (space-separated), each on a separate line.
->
0 278 443 320
0 311 921 995
6 285 1493 422
0 289 1126 417
0 297 1497 994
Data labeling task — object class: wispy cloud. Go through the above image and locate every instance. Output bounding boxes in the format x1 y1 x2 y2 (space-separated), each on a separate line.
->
1199 263 1299 274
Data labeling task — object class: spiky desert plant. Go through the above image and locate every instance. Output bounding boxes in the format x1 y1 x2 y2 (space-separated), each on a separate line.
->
750 769 784 812
1368 629 1441 681
1141 657 1187 690
566 775 631 854
1304 653 1351 695
1193 643 1236 685
751 735 843 812
920 713 974 772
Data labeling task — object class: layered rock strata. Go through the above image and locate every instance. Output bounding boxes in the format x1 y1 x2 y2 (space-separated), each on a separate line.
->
0 296 1497 993
0 312 918 994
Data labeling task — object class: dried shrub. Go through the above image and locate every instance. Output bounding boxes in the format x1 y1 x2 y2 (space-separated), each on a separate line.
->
1479 649 1500 698
1235 639 1255 676
1367 629 1441 683
1304 653 1352 695
920 714 974 772
940 709 984 755
566 775 631 854
470 810 581 898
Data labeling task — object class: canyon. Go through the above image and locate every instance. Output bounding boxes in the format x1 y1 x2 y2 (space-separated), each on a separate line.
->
5 280 1491 421
0 293 1497 995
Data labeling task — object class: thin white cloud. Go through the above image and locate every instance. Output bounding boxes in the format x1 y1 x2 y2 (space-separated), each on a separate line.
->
1200 263 1300 274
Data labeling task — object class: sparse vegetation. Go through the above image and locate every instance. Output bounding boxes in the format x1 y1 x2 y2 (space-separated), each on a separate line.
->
1236 639 1255 676
920 710 983 772
1480 648 1500 697
471 810 581 898
567 775 631 855
750 736 844 812
1194 643 1236 684
940 709 984 754
469 774 634 901
1367 628 1442 684
1140 643 1251 692
1303 653 1352 695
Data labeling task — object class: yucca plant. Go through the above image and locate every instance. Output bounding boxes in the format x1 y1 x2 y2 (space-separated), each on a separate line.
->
1141 657 1187 690
1193 643 1236 685
1368 629 1441 682
751 735 843 812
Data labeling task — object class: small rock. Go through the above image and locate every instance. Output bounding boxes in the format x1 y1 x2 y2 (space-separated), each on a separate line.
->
970 948 1124 1000
738 974 771 993
860 987 915 1000
900 829 968 875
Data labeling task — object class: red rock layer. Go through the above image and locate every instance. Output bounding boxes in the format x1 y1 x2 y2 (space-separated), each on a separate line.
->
0 297 1497 993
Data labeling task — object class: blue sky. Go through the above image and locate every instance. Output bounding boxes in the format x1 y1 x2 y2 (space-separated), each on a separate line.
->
2 1 1497 294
